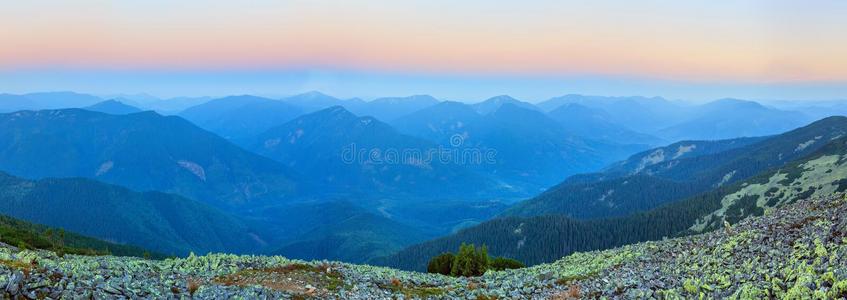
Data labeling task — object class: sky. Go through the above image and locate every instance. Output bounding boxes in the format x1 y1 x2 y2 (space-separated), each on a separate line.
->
1 0 846 102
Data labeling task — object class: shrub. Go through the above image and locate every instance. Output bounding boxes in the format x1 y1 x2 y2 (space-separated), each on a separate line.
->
489 257 524 271
450 243 489 277
427 252 454 275
427 245 524 277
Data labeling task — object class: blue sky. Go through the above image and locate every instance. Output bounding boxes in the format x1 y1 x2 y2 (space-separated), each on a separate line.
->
2 0 845 101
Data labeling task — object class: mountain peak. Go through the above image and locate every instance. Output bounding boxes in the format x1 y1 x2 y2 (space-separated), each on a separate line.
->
489 103 549 122
310 105 358 121
473 95 538 115
84 99 143 115
482 95 519 103
705 98 765 110
297 91 335 99
371 95 438 105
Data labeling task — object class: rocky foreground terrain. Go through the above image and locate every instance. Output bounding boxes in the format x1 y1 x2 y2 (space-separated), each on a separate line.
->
2 193 847 299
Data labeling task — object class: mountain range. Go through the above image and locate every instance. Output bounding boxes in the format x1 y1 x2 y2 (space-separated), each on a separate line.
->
179 95 304 145
0 109 298 210
251 106 500 199
84 100 144 115
393 101 646 193
379 116 847 271
0 90 842 267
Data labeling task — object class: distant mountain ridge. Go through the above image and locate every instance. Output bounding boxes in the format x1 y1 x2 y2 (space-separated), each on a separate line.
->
84 100 143 115
546 103 664 146
348 95 440 121
471 95 539 115
657 98 812 141
179 95 304 145
252 106 500 199
0 109 298 210
396 102 648 193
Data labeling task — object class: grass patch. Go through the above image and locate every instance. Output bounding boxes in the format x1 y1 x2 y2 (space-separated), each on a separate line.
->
378 279 446 298
0 259 33 272
213 263 346 297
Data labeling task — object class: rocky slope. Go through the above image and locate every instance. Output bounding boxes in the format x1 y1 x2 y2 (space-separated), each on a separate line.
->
1 193 846 299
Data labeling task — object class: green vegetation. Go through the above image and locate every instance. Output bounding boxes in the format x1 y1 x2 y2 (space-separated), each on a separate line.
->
0 171 263 256
451 243 489 277
426 252 454 275
380 279 445 299
0 214 158 258
489 257 525 271
426 244 523 277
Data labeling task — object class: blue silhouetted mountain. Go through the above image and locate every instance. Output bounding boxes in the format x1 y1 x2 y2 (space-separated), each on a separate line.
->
0 91 103 112
0 93 37 112
21 91 103 109
471 95 540 115
180 95 303 145
251 106 500 199
144 96 213 115
396 102 646 193
0 109 298 210
657 98 812 141
468 103 646 191
762 99 847 120
391 101 484 143
347 95 440 122
282 91 367 113
84 100 143 115
546 103 664 146
538 94 689 133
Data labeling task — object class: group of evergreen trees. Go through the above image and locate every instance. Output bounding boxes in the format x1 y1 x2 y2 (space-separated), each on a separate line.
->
426 243 524 277
0 214 157 258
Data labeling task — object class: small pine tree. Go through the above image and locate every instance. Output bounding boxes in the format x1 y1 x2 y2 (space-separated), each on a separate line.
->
427 252 454 275
450 243 489 277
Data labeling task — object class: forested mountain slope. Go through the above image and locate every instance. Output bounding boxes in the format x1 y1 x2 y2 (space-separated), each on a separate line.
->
0 172 263 256
546 103 663 146
503 116 847 219
380 131 847 271
0 213 157 258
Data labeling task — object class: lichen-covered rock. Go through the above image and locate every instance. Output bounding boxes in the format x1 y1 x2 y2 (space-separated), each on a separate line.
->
0 193 844 299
